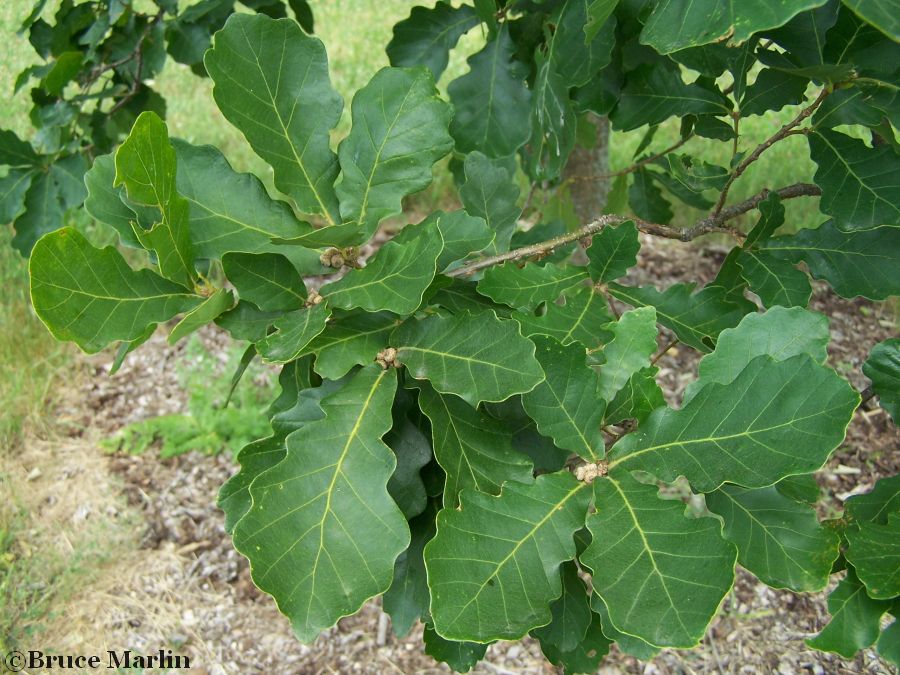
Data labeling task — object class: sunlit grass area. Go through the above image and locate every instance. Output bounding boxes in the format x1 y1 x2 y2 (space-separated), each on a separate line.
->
0 228 71 446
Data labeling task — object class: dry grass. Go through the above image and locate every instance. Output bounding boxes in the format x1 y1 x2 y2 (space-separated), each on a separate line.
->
0 434 139 652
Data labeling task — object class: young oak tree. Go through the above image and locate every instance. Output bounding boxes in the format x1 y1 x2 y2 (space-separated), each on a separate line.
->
25 1 900 671
0 0 311 255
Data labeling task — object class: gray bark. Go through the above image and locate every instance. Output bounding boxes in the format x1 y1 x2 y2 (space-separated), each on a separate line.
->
563 114 610 222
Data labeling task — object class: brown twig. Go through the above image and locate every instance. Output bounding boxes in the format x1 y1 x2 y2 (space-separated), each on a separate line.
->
448 182 820 277
712 88 831 216
106 9 165 115
604 289 621 319
697 182 821 231
84 9 164 87
522 181 539 214
859 385 876 409
651 337 679 365
567 135 692 183
731 112 740 159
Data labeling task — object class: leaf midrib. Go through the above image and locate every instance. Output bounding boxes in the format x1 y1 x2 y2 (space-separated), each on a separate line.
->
237 21 337 226
446 481 587 628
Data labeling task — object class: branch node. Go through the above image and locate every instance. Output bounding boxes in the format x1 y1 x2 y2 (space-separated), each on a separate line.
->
574 461 609 484
376 347 401 370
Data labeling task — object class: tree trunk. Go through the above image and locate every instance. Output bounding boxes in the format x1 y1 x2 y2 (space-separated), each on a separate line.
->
564 114 610 222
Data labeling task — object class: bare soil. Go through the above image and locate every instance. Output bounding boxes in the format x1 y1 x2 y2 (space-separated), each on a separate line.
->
12 234 898 674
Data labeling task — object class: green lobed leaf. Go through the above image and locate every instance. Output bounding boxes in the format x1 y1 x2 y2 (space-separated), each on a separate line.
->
762 1 841 70
863 338 899 423
257 303 330 364
842 0 900 40
321 220 444 314
595 306 658 403
168 288 235 345
759 220 900 300
745 191 784 248
393 311 545 406
640 0 829 54
879 617 900 668
665 154 730 194
459 151 521 254
447 24 532 157
0 169 35 224
611 64 730 131
386 419 432 520
808 129 900 231
604 366 666 426
215 302 282 343
629 167 673 224
650 165 716 210
581 471 736 648
303 311 400 380
205 13 342 224
806 569 892 657
710 248 747 302
513 287 614 349
10 171 64 255
526 52 576 181
738 250 812 308
114 111 195 289
428 278 511 316
739 69 809 116
609 282 755 352
608 354 859 492
552 0 616 88
47 154 87 210
43 50 82 95
386 1 479 80
425 472 591 642
218 359 328 531
539 611 612 674
523 335 606 460
705 483 840 592
776 474 821 505
585 0 618 42
531 561 592 653
590 593 660 659
813 86 900 133
173 140 319 263
477 262 588 310
424 209 494 271
83 154 142 248
483 397 571 474
335 66 452 241
0 129 40 167
383 505 436 637
684 306 831 404
845 474 900 525
845 514 900 599
422 626 488 673
586 221 640 283
222 252 307 312
232 366 406 641
415 380 534 507
29 228 200 353
9 155 86 254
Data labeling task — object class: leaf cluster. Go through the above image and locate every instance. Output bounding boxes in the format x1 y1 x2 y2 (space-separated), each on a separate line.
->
21 2 900 672
1 0 311 255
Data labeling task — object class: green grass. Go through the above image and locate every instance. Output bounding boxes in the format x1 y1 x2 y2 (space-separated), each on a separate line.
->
0 229 70 445
104 335 277 458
